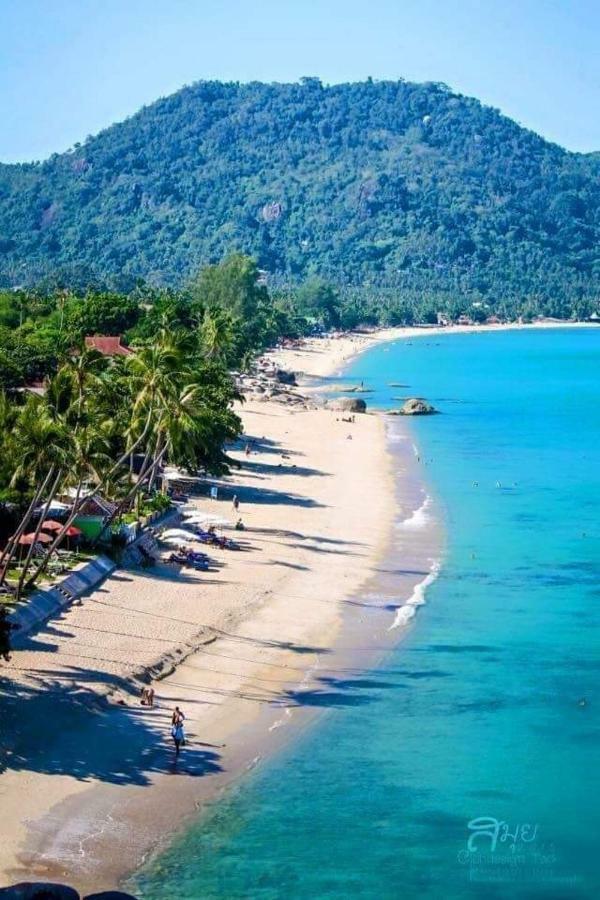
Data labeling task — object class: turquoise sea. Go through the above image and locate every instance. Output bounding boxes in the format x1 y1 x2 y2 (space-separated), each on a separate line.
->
135 327 600 899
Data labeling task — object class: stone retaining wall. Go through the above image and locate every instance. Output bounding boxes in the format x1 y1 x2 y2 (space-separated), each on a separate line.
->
11 555 116 643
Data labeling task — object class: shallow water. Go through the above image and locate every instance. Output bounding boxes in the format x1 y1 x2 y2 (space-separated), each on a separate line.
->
134 328 600 899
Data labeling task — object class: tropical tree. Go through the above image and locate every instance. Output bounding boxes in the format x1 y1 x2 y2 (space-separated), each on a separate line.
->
25 423 112 589
0 398 70 587
190 254 271 365
198 307 236 363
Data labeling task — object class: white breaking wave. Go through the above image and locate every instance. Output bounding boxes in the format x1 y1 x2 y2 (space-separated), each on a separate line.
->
397 494 432 530
386 428 409 446
269 707 293 732
388 559 441 630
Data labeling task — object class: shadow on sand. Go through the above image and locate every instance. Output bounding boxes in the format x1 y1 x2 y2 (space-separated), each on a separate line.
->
0 674 222 785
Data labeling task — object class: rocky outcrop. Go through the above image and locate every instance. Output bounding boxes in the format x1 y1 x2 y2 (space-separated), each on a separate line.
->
234 367 314 409
274 368 297 385
397 398 437 416
325 397 367 413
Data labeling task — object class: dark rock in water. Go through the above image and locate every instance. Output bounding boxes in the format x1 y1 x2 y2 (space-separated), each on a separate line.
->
388 382 410 387
0 884 80 900
274 368 297 385
325 397 367 413
343 385 373 394
399 398 438 416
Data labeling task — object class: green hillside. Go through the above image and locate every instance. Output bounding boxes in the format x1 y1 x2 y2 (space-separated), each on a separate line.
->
1 79 599 316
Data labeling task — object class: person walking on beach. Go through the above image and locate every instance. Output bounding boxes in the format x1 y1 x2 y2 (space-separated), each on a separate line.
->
171 706 186 756
232 494 240 512
171 706 186 727
141 685 155 707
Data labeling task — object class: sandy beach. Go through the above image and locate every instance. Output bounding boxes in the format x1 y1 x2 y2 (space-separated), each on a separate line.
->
0 319 589 894
263 320 593 381
0 329 409 894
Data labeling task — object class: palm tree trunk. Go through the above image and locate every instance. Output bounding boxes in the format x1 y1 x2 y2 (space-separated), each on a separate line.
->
0 467 55 587
26 479 84 590
147 436 165 493
23 408 158 589
27 411 160 589
91 444 167 548
105 406 155 486
17 468 63 598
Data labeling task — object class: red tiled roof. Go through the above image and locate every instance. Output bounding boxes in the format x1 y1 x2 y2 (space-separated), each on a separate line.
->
84 335 133 356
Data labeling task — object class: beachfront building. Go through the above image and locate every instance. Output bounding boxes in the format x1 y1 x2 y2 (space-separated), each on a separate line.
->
84 335 133 356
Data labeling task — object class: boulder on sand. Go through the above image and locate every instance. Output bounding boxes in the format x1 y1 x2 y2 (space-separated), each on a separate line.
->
325 397 367 413
398 398 437 416
274 368 297 385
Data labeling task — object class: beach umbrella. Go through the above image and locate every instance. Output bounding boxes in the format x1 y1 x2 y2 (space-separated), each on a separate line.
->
47 500 70 512
184 513 230 526
64 525 82 550
162 528 198 542
182 509 206 519
15 531 52 565
17 532 53 545
161 535 194 548
40 519 64 533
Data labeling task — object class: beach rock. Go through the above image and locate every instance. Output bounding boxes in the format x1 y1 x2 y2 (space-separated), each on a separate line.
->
274 368 297 385
343 386 373 394
399 398 437 416
325 397 367 413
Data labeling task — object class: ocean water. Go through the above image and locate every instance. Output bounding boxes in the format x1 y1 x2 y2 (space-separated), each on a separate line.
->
134 328 600 900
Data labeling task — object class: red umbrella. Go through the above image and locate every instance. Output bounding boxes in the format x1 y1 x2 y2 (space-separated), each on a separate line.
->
17 532 52 545
15 531 52 564
64 524 82 551
40 519 64 533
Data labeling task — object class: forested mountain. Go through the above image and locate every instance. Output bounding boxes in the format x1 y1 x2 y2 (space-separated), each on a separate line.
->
1 79 599 317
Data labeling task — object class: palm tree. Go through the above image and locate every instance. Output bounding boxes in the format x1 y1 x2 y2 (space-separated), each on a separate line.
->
25 423 112 590
5 350 113 594
0 398 69 587
94 374 205 544
199 307 236 363
59 345 108 421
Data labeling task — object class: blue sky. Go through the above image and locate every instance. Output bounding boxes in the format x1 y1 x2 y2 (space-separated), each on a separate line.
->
1 0 598 162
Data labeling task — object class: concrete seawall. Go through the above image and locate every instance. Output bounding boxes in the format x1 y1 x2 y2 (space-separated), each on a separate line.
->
10 555 116 642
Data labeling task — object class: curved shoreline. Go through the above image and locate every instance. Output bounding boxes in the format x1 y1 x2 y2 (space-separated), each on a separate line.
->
264 320 596 383
127 415 445 897
1 338 414 895
9 321 568 892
